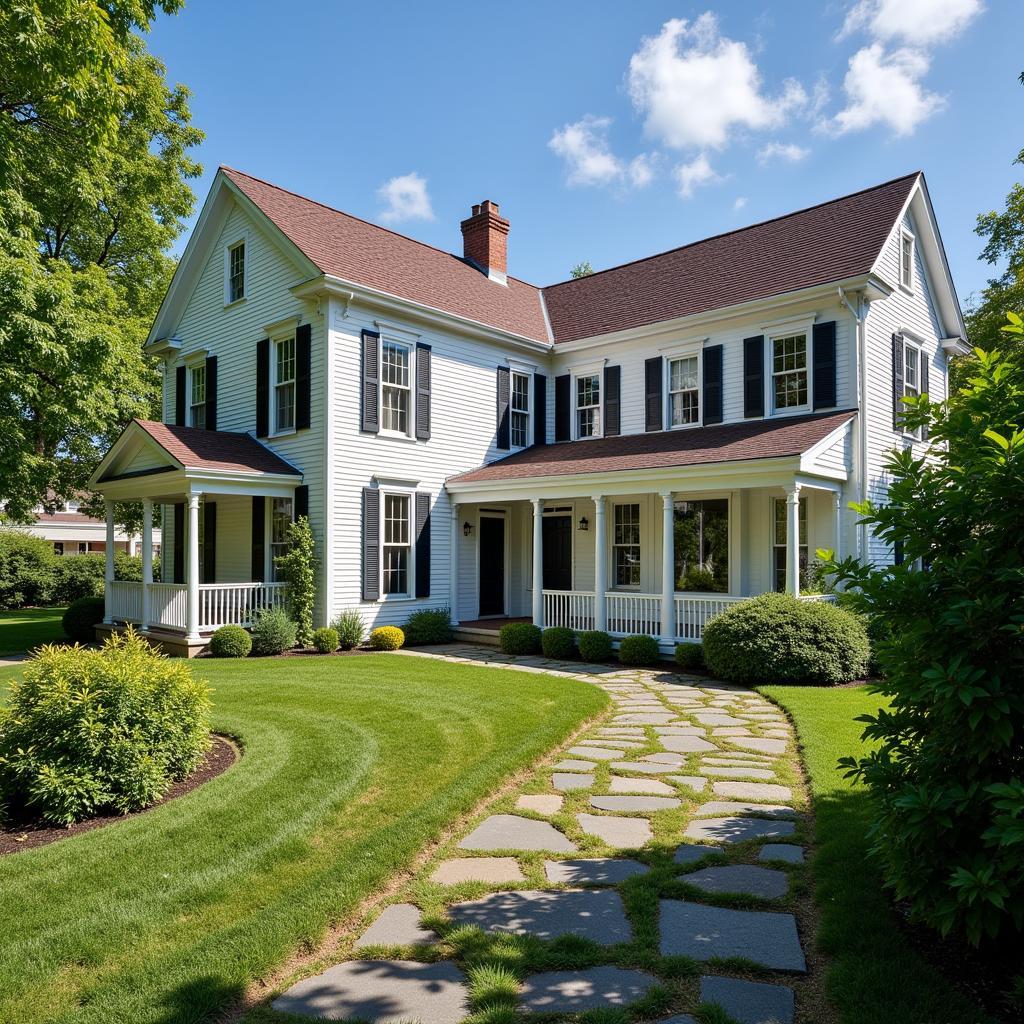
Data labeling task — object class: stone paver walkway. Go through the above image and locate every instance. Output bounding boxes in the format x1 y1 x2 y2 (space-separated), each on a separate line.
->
273 645 810 1024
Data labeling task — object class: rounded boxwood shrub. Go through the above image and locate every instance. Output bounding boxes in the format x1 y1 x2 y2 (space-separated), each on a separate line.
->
702 593 869 686
62 596 106 643
619 634 661 666
578 630 613 662
499 622 541 655
250 607 297 656
0 629 212 826
312 627 340 653
209 624 252 658
541 626 576 659
331 609 365 651
675 642 705 671
404 607 453 646
369 625 405 651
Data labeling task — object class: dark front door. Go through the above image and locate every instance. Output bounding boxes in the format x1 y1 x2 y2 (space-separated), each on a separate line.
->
479 516 505 616
543 515 573 591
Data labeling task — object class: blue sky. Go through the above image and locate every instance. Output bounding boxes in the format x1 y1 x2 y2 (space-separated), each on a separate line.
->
150 1 1019 306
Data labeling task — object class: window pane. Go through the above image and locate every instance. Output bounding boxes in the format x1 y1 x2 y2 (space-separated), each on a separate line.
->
771 497 808 591
229 243 245 301
276 381 295 431
382 342 409 386
384 495 409 544
277 337 295 383
511 411 529 448
191 365 205 405
576 374 599 408
382 386 408 433
673 499 728 592
577 406 597 437
670 356 697 391
383 494 410 595
511 372 530 412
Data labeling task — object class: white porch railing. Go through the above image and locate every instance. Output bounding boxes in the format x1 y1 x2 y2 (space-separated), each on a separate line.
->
606 592 662 636
150 582 188 630
108 581 143 624
107 581 287 633
674 593 746 641
543 590 596 631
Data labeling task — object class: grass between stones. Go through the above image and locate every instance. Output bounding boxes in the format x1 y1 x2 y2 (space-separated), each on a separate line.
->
0 606 67 655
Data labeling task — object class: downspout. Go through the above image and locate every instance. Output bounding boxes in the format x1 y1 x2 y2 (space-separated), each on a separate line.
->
838 287 869 561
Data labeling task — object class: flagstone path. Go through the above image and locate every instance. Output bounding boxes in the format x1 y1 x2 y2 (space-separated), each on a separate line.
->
272 645 811 1024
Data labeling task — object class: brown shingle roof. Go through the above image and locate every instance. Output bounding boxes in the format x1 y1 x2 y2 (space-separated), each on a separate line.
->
542 173 918 343
448 411 855 485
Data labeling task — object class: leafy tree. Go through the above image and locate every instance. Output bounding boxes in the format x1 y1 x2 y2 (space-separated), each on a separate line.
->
823 324 1024 946
570 260 594 278
274 517 317 646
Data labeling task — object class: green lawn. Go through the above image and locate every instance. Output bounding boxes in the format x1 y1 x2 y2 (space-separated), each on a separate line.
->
0 654 606 1024
0 607 67 656
761 684 993 1024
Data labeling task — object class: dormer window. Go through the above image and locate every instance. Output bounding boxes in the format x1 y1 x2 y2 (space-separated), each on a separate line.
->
226 240 246 304
900 230 914 291
189 363 207 429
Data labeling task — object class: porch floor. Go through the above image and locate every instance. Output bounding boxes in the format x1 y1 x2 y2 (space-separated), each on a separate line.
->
453 616 530 646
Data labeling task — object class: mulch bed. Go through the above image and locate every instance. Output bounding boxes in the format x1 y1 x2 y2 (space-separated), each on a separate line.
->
0 734 238 857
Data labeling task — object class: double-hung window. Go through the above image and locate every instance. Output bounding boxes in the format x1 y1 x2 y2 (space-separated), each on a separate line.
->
771 334 808 411
189 363 206 429
227 241 245 303
772 497 808 592
900 230 914 291
510 371 530 448
668 355 699 426
613 503 641 588
270 497 293 581
381 340 411 434
902 338 922 440
382 493 411 596
576 374 600 438
274 335 296 433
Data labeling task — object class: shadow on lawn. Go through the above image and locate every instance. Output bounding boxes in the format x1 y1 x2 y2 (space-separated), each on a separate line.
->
156 975 245 1024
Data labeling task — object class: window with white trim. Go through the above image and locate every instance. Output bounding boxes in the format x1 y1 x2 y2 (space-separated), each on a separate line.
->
227 241 245 303
668 355 699 426
381 340 411 434
613 503 641 588
900 230 914 291
53 542 64 556
511 371 530 448
189 363 206 429
273 335 296 433
903 337 922 440
270 497 293 581
772 497 808 592
576 374 600 438
771 334 808 411
382 493 411 596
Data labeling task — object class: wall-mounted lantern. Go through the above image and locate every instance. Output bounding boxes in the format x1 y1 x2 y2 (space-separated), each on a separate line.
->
463 521 473 537
578 515 589 532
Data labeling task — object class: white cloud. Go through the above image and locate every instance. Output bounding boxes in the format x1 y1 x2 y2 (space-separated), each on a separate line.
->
674 153 721 199
549 115 655 189
827 43 944 136
627 13 807 151
733 196 748 211
841 0 982 46
628 153 656 187
757 141 810 164
377 172 434 223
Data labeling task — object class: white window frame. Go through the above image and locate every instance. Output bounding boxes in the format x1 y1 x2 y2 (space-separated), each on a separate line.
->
268 496 294 582
224 236 247 306
188 362 207 429
902 335 923 441
574 372 602 440
379 337 415 438
768 331 811 415
612 501 641 590
771 495 808 593
510 370 532 449
380 489 415 600
271 332 297 436
899 229 915 293
665 350 702 429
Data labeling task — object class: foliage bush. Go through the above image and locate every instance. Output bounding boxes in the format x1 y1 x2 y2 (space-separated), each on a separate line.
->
0 529 56 609
824 337 1024 946
273 516 316 647
0 630 212 825
702 593 868 686
369 625 404 651
112 551 161 584
61 596 106 643
619 634 661 666
403 607 453 646
541 626 576 659
675 642 705 671
250 608 297 656
51 553 105 603
331 610 365 651
577 630 613 662
499 622 541 655
209 624 251 658
312 627 340 653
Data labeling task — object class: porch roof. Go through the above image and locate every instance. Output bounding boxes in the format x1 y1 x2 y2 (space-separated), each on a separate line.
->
448 410 856 486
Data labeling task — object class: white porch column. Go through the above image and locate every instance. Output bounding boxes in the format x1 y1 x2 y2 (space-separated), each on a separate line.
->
660 491 675 642
141 499 153 632
592 495 607 632
186 493 201 640
833 491 843 561
449 501 460 626
531 498 544 627
785 484 801 596
103 500 116 624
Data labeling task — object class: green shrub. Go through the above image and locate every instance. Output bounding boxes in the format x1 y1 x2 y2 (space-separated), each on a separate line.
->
209 624 251 658
404 607 453 645
0 629 212 825
273 517 317 646
112 551 161 584
541 626 576 659
62 596 105 643
331 610 365 651
250 608 297 656
619 634 661 666
675 642 705 671
578 630 613 662
369 625 404 651
499 622 541 655
312 627 340 653
0 529 57 609
702 593 869 686
52 553 105 604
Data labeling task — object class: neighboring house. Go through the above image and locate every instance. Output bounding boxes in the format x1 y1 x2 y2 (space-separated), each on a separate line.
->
15 501 160 558
90 167 968 655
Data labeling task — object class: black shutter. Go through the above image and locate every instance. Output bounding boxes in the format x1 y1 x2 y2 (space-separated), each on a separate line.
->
175 366 186 426
295 323 311 430
743 335 765 418
812 321 837 410
415 343 431 440
644 357 663 432
361 329 380 433
703 344 723 425
892 333 905 432
604 365 621 436
362 488 380 601
496 366 510 450
415 492 430 598
202 502 216 584
533 373 547 445
554 374 570 442
920 350 930 440
205 356 218 430
173 503 184 584
295 484 309 520
256 338 270 438
251 497 265 582
894 539 905 566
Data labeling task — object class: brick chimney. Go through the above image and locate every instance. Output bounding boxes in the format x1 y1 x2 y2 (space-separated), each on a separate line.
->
460 200 510 285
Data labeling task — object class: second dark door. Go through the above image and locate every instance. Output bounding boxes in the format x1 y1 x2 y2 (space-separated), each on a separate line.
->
479 516 505 616
542 515 573 591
